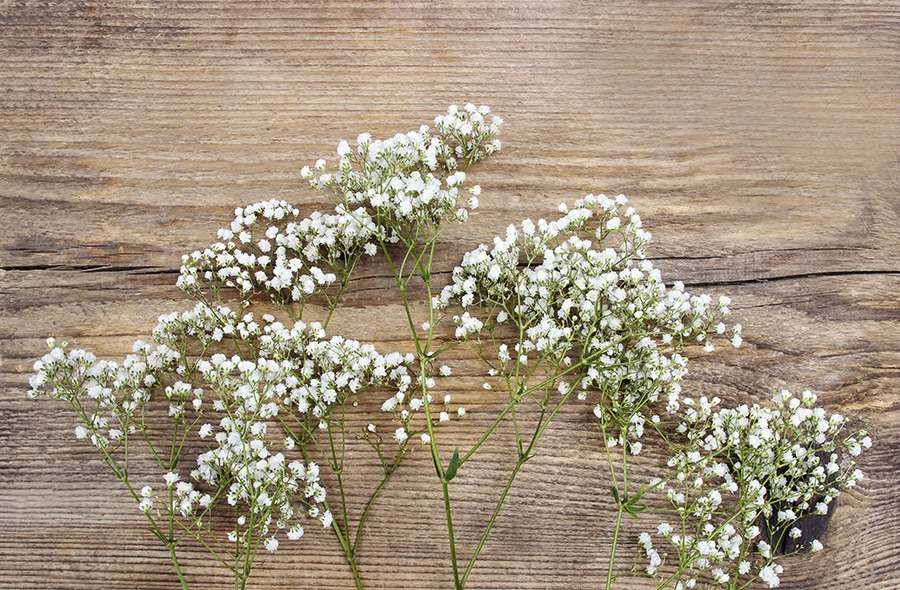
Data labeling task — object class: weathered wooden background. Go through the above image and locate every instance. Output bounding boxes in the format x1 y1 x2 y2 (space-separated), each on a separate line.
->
1 1 898 589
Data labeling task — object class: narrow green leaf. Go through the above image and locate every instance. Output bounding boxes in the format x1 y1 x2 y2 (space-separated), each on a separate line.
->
611 485 621 506
630 485 647 503
149 528 169 546
432 451 444 478
626 504 646 518
445 449 460 482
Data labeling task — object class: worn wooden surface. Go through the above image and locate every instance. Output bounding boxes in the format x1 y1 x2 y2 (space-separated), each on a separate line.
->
1 1 898 589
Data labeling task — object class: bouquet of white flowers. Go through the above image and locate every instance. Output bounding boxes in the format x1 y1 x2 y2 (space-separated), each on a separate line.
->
30 105 868 590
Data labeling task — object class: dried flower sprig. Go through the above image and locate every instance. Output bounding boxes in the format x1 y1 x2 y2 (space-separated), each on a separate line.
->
29 105 868 590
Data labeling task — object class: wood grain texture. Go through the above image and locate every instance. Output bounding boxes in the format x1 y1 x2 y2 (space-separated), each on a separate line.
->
1 1 898 588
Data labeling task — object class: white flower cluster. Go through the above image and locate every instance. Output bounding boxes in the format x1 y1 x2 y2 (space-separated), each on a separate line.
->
178 105 501 314
302 103 500 231
29 336 181 452
177 199 379 306
437 193 739 448
29 300 425 551
645 390 869 587
189 349 333 546
372 385 466 451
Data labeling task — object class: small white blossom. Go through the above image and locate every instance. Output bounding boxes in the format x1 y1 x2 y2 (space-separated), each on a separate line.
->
759 563 783 587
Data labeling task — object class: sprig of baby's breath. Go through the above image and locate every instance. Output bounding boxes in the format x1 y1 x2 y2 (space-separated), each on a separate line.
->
633 390 868 589
30 105 868 590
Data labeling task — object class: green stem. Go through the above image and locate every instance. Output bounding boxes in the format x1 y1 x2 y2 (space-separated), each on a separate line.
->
326 500 365 590
601 420 627 590
327 409 352 543
234 520 241 590
656 569 686 590
458 379 574 588
238 510 255 590
460 395 519 464
443 478 462 590
459 456 526 588
459 360 619 468
606 492 626 590
334 467 351 547
174 517 236 571
352 464 398 556
303 429 365 590
393 236 465 588
167 543 190 590
323 256 357 329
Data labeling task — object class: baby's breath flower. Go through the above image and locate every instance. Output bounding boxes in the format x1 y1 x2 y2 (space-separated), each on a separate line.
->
28 107 869 590
758 563 783 587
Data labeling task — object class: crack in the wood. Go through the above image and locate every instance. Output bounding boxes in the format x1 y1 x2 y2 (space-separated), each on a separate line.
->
650 245 878 262
1 264 177 275
680 269 900 289
3 264 896 290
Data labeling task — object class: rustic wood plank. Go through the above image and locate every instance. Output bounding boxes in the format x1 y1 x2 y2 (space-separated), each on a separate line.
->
1 1 898 589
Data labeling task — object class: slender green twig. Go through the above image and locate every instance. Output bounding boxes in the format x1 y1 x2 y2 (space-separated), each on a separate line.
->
459 456 526 588
351 462 399 556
